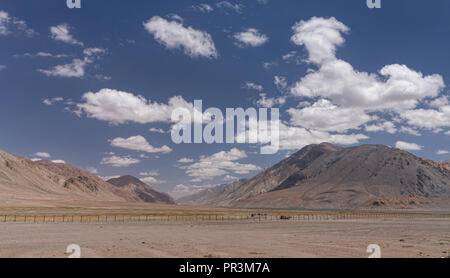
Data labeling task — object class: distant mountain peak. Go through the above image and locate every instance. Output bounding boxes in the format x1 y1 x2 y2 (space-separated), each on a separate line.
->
179 143 450 209
107 175 175 205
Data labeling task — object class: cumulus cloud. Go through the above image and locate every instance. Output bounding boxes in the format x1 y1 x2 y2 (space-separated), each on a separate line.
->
143 16 218 58
395 141 423 151
288 99 372 132
233 28 269 47
288 16 446 139
277 122 368 151
291 60 444 111
110 135 172 154
240 118 368 151
179 148 261 182
365 121 397 134
101 155 141 167
400 106 450 129
291 17 349 64
76 88 194 125
50 24 83 46
436 150 449 155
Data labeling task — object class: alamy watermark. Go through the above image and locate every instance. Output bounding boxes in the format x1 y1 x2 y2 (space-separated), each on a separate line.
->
66 0 81 9
367 0 381 9
171 100 280 155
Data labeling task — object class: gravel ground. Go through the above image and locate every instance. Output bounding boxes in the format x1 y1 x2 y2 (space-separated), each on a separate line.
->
0 218 449 258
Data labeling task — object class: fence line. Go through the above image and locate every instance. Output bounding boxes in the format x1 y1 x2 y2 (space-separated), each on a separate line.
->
0 212 447 224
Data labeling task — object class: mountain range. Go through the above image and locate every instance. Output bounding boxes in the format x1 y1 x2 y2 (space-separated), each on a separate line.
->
1 143 449 210
0 149 174 207
179 143 450 209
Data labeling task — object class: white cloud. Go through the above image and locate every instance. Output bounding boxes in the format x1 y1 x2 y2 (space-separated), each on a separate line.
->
0 10 8 35
42 97 64 106
0 10 36 37
100 175 120 181
288 17 446 136
242 81 263 91
76 88 194 125
0 65 5 71
179 148 261 182
143 16 218 59
139 171 159 177
263 61 277 69
288 99 372 132
110 135 172 154
178 158 194 163
51 160 66 164
274 75 288 90
192 4 214 13
445 131 450 136
216 1 244 13
140 176 166 185
291 16 349 65
233 28 269 47
395 141 423 151
365 121 397 134
34 152 51 158
256 93 286 108
436 150 449 155
399 126 421 136
101 155 141 167
291 60 444 111
400 106 450 129
257 0 269 5
15 52 70 58
83 47 107 57
149 127 167 134
50 24 83 46
37 58 90 78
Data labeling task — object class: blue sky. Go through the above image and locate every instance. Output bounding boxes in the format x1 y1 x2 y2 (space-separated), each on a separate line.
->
0 0 449 197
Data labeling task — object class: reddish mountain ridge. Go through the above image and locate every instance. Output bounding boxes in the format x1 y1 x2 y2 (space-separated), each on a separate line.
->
0 149 175 207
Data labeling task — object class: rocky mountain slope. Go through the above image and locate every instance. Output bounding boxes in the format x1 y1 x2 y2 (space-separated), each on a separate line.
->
107 175 176 204
179 143 450 209
0 150 123 207
0 149 175 207
443 160 450 169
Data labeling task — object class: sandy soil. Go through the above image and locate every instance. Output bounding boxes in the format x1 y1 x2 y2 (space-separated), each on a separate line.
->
0 218 449 258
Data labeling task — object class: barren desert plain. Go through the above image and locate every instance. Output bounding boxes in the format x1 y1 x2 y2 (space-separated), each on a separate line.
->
0 204 449 258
